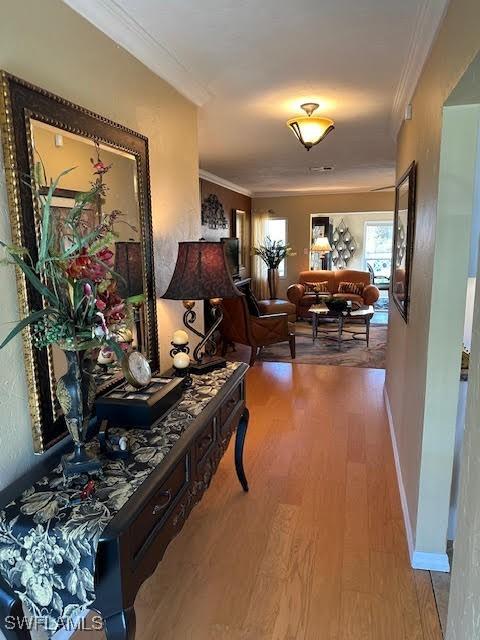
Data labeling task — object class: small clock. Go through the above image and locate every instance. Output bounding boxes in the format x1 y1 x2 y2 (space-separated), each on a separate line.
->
122 351 152 388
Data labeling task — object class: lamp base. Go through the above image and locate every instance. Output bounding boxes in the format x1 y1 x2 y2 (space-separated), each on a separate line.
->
190 355 226 374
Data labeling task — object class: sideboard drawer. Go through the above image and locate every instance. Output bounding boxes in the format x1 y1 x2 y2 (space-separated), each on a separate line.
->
220 384 242 425
131 455 189 558
195 417 216 466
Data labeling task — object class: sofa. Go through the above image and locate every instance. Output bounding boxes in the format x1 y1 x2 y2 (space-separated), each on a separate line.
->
287 269 380 319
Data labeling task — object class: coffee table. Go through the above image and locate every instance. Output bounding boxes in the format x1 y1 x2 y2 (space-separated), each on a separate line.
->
309 302 375 349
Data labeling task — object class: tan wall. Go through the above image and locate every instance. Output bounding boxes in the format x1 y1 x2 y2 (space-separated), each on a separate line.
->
252 192 394 297
199 178 252 275
385 0 480 561
0 0 200 485
32 125 140 241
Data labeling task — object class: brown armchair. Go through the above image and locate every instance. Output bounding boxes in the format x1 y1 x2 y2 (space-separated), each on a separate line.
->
220 294 295 366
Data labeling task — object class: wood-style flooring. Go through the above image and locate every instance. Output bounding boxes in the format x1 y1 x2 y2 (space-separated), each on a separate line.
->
76 363 442 640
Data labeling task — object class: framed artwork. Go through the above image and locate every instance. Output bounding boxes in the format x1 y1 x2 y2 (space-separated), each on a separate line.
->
391 161 417 322
233 209 247 270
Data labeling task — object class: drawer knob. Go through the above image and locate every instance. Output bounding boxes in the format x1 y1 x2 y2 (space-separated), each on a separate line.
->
152 490 171 515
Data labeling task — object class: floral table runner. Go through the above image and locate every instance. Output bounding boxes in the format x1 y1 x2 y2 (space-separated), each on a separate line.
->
0 362 240 634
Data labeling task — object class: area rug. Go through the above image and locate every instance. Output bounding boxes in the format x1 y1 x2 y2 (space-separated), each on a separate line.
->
257 320 387 369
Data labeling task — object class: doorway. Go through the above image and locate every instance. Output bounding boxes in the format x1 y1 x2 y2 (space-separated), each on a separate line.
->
424 55 480 636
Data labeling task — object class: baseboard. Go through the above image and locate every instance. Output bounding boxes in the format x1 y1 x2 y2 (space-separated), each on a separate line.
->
383 387 451 573
411 551 450 572
383 387 415 560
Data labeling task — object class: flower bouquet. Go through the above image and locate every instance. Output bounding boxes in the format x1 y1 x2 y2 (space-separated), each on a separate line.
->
252 236 296 298
0 157 133 474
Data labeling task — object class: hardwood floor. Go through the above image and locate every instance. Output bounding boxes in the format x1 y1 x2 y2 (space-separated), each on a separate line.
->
78 363 442 639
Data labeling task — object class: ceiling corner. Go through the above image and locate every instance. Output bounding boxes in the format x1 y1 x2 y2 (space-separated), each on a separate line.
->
199 169 253 198
390 0 449 137
62 0 211 107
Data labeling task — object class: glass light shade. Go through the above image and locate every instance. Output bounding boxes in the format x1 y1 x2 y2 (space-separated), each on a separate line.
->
311 237 332 253
286 116 335 150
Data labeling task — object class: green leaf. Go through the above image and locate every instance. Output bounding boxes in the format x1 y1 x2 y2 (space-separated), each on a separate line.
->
37 167 76 269
106 338 125 360
0 241 58 305
0 308 51 349
126 293 145 305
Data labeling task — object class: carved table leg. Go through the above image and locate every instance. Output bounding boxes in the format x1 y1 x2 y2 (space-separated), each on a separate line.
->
0 581 31 640
104 606 136 640
235 408 249 492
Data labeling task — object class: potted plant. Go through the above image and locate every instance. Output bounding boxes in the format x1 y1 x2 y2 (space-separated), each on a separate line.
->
252 236 296 298
0 157 133 474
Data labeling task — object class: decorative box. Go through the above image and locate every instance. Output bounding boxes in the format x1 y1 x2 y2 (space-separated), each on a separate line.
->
95 376 184 428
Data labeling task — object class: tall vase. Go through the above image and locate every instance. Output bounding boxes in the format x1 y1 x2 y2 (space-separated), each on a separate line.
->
56 349 101 475
267 268 279 299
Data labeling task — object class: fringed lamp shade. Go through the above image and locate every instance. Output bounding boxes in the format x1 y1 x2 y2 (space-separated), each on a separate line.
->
162 241 241 301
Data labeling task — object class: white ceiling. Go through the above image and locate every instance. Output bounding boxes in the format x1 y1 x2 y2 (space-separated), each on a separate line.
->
64 0 448 196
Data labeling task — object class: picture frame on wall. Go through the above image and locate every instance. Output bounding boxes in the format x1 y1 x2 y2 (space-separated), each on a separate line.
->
391 161 417 322
233 209 247 271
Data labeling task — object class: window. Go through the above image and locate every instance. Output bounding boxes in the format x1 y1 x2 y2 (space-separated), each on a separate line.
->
364 221 393 280
266 218 288 277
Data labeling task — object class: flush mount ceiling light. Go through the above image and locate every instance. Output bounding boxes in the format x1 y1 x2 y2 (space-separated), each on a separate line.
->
286 103 335 151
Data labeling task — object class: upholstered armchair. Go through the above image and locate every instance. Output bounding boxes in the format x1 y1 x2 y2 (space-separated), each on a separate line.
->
220 294 296 366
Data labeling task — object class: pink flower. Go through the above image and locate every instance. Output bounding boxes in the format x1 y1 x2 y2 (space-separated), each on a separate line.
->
95 299 106 311
97 247 114 267
93 161 108 175
83 283 92 297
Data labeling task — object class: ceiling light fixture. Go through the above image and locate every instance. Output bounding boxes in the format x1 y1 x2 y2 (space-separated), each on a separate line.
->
286 103 335 151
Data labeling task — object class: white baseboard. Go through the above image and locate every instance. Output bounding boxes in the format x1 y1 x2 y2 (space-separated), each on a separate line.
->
383 387 415 560
383 387 451 573
411 551 450 572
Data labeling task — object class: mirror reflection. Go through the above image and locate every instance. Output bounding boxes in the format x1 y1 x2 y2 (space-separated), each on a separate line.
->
29 120 147 411
393 181 408 314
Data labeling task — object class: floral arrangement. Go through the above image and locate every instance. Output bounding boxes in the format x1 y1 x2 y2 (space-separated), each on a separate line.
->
0 153 131 357
252 236 296 269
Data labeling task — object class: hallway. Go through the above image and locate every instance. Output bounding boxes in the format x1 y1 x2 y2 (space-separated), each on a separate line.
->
123 364 443 639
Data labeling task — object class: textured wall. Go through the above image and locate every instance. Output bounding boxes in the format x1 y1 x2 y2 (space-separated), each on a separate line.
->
0 0 200 485
252 191 394 297
386 0 480 558
446 254 480 638
199 178 252 274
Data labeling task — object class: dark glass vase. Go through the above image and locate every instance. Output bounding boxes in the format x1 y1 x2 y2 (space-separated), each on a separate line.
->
267 268 278 299
56 349 101 475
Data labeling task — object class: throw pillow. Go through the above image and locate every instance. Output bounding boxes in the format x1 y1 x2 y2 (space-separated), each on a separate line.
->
338 281 365 296
304 281 329 294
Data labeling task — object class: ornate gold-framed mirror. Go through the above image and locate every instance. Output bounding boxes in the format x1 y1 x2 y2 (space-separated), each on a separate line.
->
0 71 159 452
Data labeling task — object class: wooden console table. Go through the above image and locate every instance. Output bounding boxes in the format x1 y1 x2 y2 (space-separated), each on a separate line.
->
0 362 249 639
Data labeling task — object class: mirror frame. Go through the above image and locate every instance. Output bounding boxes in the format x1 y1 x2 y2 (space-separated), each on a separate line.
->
0 71 159 452
391 160 417 322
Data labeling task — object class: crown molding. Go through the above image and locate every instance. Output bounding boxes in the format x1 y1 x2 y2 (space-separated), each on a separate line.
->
391 0 449 137
199 169 252 198
63 0 211 106
253 188 383 198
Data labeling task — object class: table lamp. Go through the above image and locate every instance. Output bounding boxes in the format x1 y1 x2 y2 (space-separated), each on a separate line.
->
311 236 332 269
311 236 332 255
162 241 242 373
